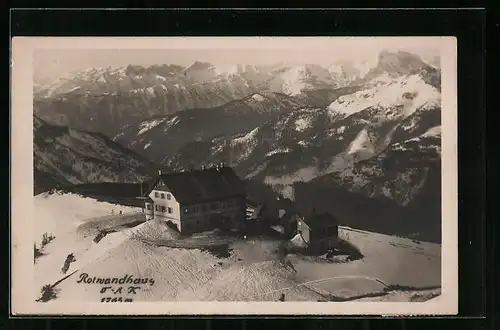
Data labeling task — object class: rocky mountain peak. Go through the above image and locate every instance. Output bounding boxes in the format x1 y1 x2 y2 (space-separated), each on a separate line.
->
125 64 147 76
373 50 432 77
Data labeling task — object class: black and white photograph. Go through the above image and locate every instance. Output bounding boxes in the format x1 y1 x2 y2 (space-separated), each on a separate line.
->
11 37 458 315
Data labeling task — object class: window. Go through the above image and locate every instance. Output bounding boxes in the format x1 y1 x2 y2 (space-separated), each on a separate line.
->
184 208 189 214
168 207 173 214
161 193 165 199
167 194 171 200
155 205 166 213
154 192 160 198
146 204 153 210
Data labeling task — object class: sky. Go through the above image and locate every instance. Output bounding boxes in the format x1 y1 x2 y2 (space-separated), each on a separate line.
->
33 39 441 84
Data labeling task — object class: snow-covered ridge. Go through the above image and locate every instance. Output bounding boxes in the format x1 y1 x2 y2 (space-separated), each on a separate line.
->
137 118 168 135
162 116 181 133
251 94 266 102
403 126 441 144
421 126 441 138
136 115 181 136
294 117 313 132
266 147 292 157
231 127 260 146
347 128 377 155
391 125 441 154
327 73 441 119
155 74 167 81
230 127 261 164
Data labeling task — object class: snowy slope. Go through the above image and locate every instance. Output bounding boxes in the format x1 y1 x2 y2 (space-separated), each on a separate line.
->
33 193 141 299
34 192 140 244
327 73 441 120
33 193 441 303
287 226 440 297
260 66 441 195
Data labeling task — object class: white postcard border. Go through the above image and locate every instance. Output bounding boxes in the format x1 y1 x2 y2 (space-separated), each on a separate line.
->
11 36 458 315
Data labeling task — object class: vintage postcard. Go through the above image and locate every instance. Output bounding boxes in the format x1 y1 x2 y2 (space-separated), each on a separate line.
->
11 36 458 315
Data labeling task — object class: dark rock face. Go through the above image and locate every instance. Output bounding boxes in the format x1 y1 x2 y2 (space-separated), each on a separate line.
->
34 115 157 194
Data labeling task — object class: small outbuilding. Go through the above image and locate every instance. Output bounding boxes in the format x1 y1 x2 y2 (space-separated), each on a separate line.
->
297 210 339 251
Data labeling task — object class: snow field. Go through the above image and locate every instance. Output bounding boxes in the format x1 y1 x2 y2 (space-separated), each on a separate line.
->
177 260 322 301
33 193 141 298
34 192 140 241
34 193 441 303
287 227 440 294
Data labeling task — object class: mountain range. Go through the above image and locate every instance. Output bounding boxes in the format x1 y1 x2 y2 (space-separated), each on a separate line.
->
34 51 437 136
33 49 443 242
